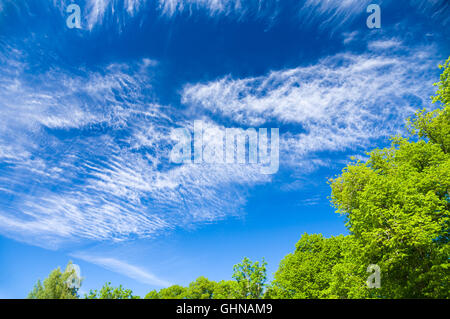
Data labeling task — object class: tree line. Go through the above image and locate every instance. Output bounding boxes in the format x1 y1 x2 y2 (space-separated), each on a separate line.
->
28 57 450 299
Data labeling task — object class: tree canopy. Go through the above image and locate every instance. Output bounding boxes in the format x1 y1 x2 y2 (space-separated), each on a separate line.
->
86 282 138 299
266 234 349 299
28 262 81 299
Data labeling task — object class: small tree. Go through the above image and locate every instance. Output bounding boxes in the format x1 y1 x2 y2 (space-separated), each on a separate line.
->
213 280 239 299
28 262 81 299
232 257 267 299
267 234 349 299
156 285 187 299
185 276 216 299
144 290 160 299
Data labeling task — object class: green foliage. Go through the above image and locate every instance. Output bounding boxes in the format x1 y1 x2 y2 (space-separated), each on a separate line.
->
185 276 216 299
330 139 449 297
267 234 348 299
329 137 449 297
143 258 263 299
86 282 139 299
144 290 160 299
232 257 267 299
326 238 373 299
155 285 187 299
28 262 81 299
212 280 240 299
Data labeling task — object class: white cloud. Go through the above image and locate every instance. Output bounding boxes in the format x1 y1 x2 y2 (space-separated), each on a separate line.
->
368 39 402 50
0 45 270 249
8 0 444 30
1 39 441 249
299 0 374 30
72 253 172 287
182 45 439 167
158 0 242 17
81 0 364 27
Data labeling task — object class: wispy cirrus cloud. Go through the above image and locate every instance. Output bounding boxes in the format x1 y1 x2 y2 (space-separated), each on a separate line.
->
298 0 374 30
72 253 171 286
0 41 270 249
0 35 442 250
182 42 440 168
51 0 450 30
2 0 447 32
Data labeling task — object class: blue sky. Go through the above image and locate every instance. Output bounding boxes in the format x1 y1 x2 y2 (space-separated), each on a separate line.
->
0 0 449 298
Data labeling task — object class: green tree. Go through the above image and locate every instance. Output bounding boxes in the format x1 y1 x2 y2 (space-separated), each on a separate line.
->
232 257 267 299
327 238 373 299
144 290 160 299
28 262 81 299
185 276 216 299
329 57 450 298
156 285 187 299
266 234 349 299
145 278 240 299
213 280 239 299
85 282 139 299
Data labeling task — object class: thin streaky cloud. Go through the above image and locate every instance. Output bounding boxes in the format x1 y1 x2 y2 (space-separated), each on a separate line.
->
72 253 172 287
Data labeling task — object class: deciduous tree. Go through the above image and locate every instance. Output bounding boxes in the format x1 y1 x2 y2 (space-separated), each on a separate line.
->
28 262 81 299
232 257 267 299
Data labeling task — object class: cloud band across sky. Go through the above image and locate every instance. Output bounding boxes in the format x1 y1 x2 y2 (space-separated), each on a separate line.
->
0 38 440 249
